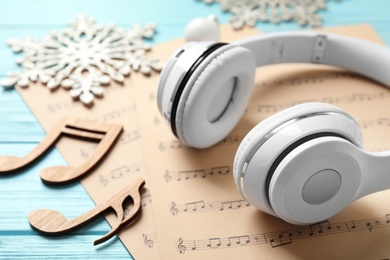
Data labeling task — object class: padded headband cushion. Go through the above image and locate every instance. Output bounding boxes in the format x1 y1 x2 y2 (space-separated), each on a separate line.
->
175 45 256 148
233 102 357 187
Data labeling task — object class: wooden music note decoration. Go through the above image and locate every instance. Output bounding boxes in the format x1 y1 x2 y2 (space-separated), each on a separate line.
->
0 117 122 184
28 177 145 245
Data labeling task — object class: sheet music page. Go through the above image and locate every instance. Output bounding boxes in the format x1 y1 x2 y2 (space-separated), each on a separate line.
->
16 79 159 258
132 24 390 259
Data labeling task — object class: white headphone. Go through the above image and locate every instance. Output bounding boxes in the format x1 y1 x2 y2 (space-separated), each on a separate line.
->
157 31 390 225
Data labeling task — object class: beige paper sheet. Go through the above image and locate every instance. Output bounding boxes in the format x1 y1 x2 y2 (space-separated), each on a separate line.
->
17 24 390 259
132 24 390 259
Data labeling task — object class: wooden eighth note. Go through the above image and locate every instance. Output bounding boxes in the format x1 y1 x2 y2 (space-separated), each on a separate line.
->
0 117 122 184
28 178 145 245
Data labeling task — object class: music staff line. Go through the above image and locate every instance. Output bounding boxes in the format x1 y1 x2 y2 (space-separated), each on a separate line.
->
47 101 82 113
175 213 390 253
158 115 390 153
99 162 145 186
163 166 231 183
246 92 388 115
97 104 137 122
259 71 363 88
359 117 390 129
79 129 141 160
170 198 249 216
119 129 141 144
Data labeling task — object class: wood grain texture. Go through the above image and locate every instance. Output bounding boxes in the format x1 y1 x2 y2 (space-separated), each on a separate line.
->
28 178 145 246
0 116 123 184
0 0 389 258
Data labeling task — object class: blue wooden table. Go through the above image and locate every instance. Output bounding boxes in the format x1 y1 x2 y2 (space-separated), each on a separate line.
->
0 0 389 259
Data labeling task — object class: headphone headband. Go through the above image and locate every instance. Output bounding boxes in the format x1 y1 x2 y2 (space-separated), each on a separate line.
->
234 32 390 87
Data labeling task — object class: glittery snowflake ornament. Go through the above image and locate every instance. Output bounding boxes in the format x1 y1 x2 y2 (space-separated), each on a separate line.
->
1 14 163 106
198 0 340 29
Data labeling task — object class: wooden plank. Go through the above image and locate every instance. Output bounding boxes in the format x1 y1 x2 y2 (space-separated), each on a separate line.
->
0 235 130 259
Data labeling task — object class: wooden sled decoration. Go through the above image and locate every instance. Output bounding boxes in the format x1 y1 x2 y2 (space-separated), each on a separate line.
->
29 177 145 245
0 117 122 184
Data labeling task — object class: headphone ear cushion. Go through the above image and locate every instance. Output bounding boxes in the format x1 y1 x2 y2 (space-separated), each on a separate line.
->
175 45 256 148
233 102 362 215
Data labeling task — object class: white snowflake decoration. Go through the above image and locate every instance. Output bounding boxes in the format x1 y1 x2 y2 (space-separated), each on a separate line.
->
198 0 340 29
1 14 163 106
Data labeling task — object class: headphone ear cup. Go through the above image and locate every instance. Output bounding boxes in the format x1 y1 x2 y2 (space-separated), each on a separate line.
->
233 102 363 217
175 45 256 148
234 103 345 184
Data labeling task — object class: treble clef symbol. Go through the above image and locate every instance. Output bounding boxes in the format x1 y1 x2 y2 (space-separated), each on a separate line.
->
171 202 178 216
164 170 172 182
142 233 154 248
178 238 186 254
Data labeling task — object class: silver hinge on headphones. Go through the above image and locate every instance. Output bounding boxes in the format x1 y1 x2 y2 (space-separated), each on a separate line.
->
270 40 284 64
311 35 327 64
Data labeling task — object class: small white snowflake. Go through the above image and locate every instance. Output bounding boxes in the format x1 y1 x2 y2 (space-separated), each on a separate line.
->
1 14 163 106
198 0 341 29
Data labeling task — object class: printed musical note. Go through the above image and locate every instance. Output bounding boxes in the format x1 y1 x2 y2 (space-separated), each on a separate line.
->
207 238 222 248
164 166 230 183
159 134 244 152
260 71 358 89
348 92 379 101
270 232 293 248
346 220 356 231
209 166 230 175
120 130 141 144
227 235 250 246
177 171 189 181
220 200 248 211
47 101 81 113
98 104 137 121
170 199 249 215
175 213 390 252
244 92 389 115
220 134 243 145
257 104 278 113
367 220 380 232
183 201 205 212
98 162 144 186
191 241 197 250
359 117 390 129
177 238 186 254
367 222 373 232
111 165 130 179
308 220 332 236
141 194 152 207
177 170 206 181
